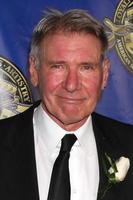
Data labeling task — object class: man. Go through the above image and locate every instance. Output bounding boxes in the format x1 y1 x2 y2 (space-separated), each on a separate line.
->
0 9 133 200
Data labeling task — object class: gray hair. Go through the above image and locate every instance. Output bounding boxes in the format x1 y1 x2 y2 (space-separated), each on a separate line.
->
29 9 108 68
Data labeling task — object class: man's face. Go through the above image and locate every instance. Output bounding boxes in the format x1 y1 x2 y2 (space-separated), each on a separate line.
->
29 33 109 130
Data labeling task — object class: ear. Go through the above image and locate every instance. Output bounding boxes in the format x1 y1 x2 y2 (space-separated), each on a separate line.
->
101 58 110 89
29 55 39 87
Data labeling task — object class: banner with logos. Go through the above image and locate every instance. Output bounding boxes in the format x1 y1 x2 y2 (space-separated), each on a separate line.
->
0 0 133 124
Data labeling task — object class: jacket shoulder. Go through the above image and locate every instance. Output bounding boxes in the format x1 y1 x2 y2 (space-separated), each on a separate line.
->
92 112 133 129
92 112 133 152
0 101 40 140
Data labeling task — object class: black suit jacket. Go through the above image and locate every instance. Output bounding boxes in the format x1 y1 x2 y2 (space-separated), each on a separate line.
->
0 101 133 200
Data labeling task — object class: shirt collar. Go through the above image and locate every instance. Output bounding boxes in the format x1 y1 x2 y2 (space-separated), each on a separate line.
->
74 116 96 156
34 104 96 156
34 104 66 154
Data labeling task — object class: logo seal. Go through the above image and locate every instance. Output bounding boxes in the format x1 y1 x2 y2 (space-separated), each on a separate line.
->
0 56 33 119
104 0 133 73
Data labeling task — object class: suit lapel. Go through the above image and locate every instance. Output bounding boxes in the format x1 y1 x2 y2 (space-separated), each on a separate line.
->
92 114 108 200
0 104 40 200
15 113 39 200
92 112 133 200
92 113 122 200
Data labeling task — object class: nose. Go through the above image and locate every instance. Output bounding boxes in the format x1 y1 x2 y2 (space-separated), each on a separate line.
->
63 68 81 92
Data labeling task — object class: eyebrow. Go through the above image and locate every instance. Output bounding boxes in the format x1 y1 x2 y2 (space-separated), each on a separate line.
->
47 60 101 65
47 60 66 65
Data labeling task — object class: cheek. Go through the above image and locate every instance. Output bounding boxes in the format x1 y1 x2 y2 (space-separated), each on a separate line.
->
39 71 62 95
84 75 103 95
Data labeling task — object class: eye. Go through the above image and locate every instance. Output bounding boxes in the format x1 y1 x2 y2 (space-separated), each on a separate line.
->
51 64 61 68
50 64 64 70
81 63 96 71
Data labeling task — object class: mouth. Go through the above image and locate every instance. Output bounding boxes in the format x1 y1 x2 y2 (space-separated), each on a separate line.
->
58 96 86 104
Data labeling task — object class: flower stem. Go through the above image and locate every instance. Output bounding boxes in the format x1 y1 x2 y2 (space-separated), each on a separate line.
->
100 183 112 199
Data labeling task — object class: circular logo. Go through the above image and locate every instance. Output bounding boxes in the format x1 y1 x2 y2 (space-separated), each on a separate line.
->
0 56 33 119
104 0 133 73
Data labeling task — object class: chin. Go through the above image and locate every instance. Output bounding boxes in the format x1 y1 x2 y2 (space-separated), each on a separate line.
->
61 114 85 124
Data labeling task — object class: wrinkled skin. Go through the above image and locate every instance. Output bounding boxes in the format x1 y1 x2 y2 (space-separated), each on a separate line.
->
29 32 110 131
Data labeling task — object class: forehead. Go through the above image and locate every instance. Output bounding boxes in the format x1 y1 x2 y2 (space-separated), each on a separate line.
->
40 32 102 61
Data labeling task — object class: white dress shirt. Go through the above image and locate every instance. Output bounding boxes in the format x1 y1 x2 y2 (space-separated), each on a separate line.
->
33 104 99 200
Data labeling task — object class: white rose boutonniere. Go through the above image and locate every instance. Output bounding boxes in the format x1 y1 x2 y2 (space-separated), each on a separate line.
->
100 153 130 199
108 156 130 182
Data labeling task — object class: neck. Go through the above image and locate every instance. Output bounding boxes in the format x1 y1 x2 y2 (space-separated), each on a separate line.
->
42 104 89 131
